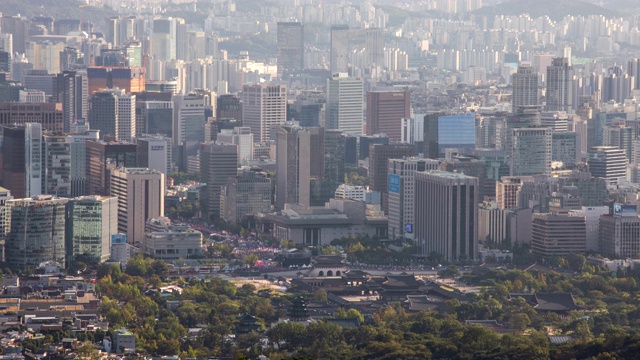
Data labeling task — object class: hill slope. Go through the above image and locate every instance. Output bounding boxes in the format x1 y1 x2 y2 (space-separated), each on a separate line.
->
473 0 620 21
0 0 115 33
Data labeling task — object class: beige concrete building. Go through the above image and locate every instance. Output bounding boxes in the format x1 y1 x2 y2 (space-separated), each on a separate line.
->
110 168 164 245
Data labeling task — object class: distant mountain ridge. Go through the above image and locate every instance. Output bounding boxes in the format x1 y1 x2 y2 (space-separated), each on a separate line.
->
0 0 115 33
473 0 621 21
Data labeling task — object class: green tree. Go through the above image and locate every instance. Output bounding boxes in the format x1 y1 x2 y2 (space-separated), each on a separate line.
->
243 253 259 267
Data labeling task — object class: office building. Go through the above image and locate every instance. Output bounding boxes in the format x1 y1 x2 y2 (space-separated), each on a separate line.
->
588 146 628 184
18 90 46 103
568 206 609 252
85 140 137 196
602 126 634 161
326 73 364 136
141 101 173 137
387 158 440 240
368 143 415 211
495 176 525 210
324 129 346 187
173 93 207 166
110 233 131 264
242 84 287 143
69 130 100 197
330 25 350 73
144 218 203 261
288 99 323 128
217 127 254 165
365 91 411 141
440 156 490 198
545 57 573 112
52 71 88 133
216 94 243 120
358 135 389 160
276 125 313 210
478 201 507 246
5 195 68 271
0 123 43 199
87 67 145 95
335 184 366 201
511 62 539 112
415 171 479 261
0 103 64 132
552 132 577 168
89 88 136 141
66 196 118 264
136 135 172 176
510 127 552 176
423 113 476 158
200 143 238 219
0 187 12 243
531 213 586 256
43 134 71 197
540 111 569 133
221 170 272 224
110 168 165 245
277 22 304 78
600 205 640 258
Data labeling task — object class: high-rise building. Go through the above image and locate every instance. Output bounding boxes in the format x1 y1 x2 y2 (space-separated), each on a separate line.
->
531 213 586 256
415 171 479 261
23 69 54 97
52 71 88 133
512 62 539 112
5 195 68 271
600 205 640 258
588 146 628 184
217 127 254 165
151 17 186 61
276 125 312 210
216 94 243 121
66 195 118 264
172 93 207 165
330 25 350 73
540 111 569 132
85 140 137 196
423 113 476 158
277 22 304 78
221 170 272 224
69 130 100 197
0 15 29 54
365 91 411 141
141 101 173 138
0 103 64 132
545 57 573 112
110 168 165 245
324 129 346 187
136 135 172 176
510 127 552 176
200 143 238 219
369 143 415 212
495 176 525 210
43 134 71 197
602 126 634 161
0 123 43 199
87 67 145 95
552 132 577 168
387 158 440 240
326 73 364 136
0 187 13 244
89 88 136 141
242 84 287 143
